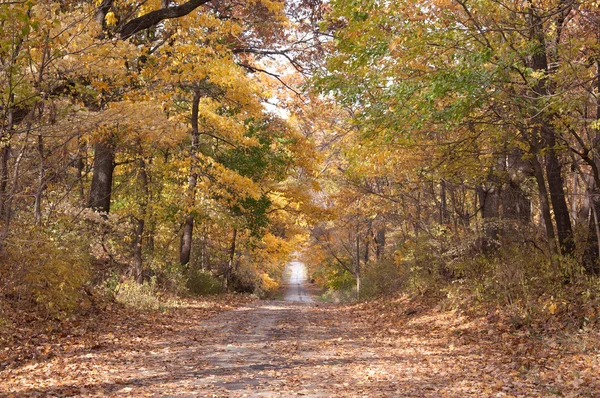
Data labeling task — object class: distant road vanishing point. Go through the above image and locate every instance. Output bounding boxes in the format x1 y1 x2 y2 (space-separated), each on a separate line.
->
283 260 314 303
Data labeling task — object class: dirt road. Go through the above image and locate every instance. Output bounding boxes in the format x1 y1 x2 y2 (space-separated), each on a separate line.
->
282 260 314 303
4 260 599 397
4 262 365 397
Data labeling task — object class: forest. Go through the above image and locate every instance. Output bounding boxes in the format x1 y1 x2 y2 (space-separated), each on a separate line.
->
1 0 600 396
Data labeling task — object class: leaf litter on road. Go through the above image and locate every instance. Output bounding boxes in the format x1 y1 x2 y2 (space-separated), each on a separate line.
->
2 291 599 396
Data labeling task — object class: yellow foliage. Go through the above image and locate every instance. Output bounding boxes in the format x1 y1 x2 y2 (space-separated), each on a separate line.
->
115 278 163 311
0 0 318 307
105 11 118 26
1 226 90 315
260 273 280 296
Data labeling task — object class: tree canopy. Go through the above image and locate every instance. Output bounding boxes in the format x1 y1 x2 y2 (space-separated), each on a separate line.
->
1 0 600 324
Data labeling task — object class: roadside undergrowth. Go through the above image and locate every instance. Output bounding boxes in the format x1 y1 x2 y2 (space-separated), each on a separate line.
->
344 293 600 396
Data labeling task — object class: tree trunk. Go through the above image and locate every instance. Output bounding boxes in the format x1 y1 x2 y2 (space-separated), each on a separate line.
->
179 88 201 266
571 169 578 224
180 214 194 266
440 179 449 225
0 145 10 225
0 99 13 225
76 138 86 202
364 231 370 264
224 228 237 289
543 127 574 255
355 221 361 299
33 135 45 224
531 155 559 256
88 140 115 213
582 58 600 273
476 184 500 242
528 6 574 255
132 156 148 284
133 218 145 283
375 226 385 260
4 140 27 230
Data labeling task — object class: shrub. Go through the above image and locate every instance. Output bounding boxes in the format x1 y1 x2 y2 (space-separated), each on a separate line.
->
361 258 404 298
258 272 279 298
186 269 222 295
1 225 90 316
114 277 162 310
152 261 188 296
319 287 357 303
309 257 355 291
442 240 600 323
230 265 260 293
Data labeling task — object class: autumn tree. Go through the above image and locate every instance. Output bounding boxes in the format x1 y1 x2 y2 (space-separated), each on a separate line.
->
303 0 600 305
0 0 324 314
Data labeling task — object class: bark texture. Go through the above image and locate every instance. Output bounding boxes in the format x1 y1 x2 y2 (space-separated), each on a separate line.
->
88 140 115 214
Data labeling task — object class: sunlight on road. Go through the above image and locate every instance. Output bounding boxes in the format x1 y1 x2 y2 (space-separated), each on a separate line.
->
283 261 314 303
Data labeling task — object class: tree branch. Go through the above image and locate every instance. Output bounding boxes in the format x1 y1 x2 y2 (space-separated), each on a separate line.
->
237 62 302 97
119 0 212 39
233 47 305 74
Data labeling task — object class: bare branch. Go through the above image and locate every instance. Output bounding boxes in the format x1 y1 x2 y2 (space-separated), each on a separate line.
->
237 62 302 97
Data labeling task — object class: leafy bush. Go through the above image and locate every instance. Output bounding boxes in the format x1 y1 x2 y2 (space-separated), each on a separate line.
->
152 262 189 296
258 272 279 298
226 264 281 298
312 228 600 324
399 236 449 295
308 256 355 291
1 225 90 316
229 265 259 293
114 277 162 310
319 287 357 303
186 269 222 295
446 244 552 306
361 258 404 298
